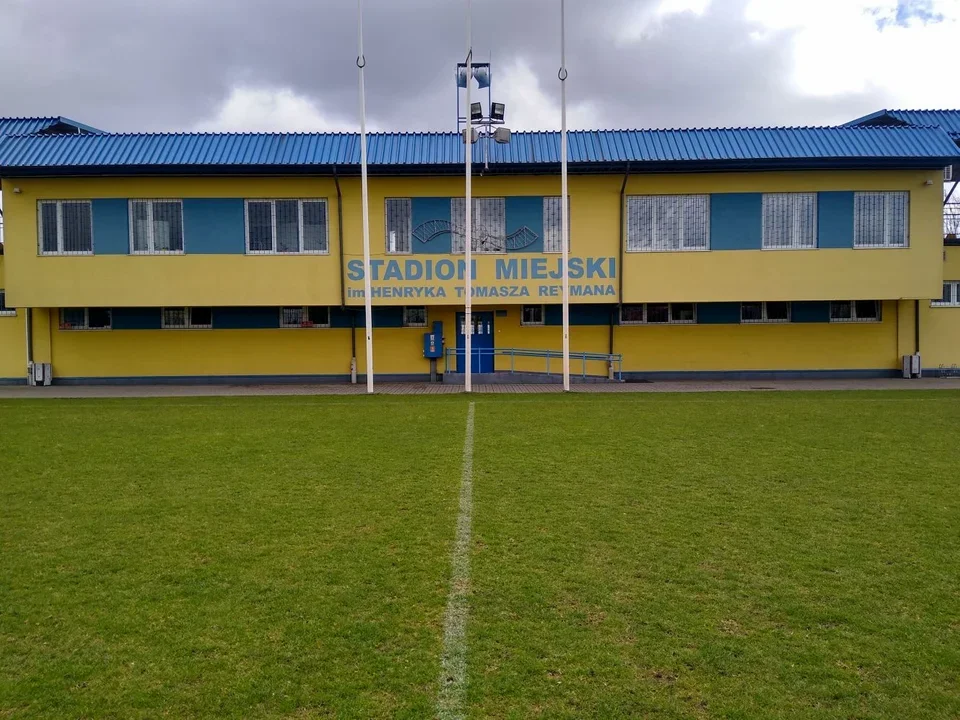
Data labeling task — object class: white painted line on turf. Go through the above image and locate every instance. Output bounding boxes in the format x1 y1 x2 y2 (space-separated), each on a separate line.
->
437 401 475 720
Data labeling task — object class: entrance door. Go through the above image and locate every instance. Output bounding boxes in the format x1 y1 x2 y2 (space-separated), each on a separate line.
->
456 312 494 373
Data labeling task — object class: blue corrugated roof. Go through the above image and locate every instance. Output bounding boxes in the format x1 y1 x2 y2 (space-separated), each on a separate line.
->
0 116 102 137
1 125 957 174
845 109 960 139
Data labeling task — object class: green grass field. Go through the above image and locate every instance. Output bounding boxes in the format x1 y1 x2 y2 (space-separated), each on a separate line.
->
1 392 958 719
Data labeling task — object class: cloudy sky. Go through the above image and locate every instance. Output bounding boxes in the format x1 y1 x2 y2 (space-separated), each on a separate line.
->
0 0 957 134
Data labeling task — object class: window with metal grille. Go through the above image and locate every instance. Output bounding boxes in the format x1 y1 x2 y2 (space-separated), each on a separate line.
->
162 307 213 329
626 195 709 252
130 199 184 253
0 290 15 317
402 306 427 328
38 200 93 254
854 192 908 248
741 301 791 323
245 200 328 254
521 305 545 326
619 303 696 324
932 281 960 307
762 193 817 249
451 197 506 253
385 198 412 254
829 300 881 322
279 306 331 328
543 197 571 253
59 308 111 330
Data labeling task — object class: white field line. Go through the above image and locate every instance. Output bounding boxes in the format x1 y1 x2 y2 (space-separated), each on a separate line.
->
437 401 476 720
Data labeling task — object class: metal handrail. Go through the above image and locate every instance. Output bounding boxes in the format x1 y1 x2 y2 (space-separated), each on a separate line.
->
444 347 622 380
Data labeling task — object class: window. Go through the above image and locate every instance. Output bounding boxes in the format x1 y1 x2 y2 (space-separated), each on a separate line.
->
402 306 427 328
626 195 709 252
543 197 571 253
130 200 184 253
830 300 881 322
741 301 791 323
762 193 816 249
280 306 330 328
932 281 960 307
38 200 93 254
451 197 506 253
619 303 696 324
245 199 328 254
0 291 15 317
59 308 111 330
854 192 908 248
162 307 213 329
521 305 545 326
385 198 412 254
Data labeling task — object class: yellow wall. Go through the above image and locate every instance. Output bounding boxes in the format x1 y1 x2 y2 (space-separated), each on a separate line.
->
919 247 960 369
0 256 26 380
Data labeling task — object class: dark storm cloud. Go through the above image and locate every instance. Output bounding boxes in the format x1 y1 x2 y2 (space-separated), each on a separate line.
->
0 0 888 132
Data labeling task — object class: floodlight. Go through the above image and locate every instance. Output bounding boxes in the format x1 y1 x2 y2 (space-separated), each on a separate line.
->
490 102 505 122
494 127 512 144
470 102 483 122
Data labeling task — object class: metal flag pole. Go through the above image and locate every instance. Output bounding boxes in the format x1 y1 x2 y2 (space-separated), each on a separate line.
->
358 0 374 394
464 0 474 393
560 0 571 391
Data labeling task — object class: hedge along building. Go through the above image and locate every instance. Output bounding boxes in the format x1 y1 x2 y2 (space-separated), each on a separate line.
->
1 114 960 384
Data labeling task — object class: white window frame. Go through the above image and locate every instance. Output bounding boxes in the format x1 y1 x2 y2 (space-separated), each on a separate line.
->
932 281 960 307
161 307 213 329
854 192 909 249
626 195 710 253
543 197 571 254
59 308 112 331
741 301 792 323
279 306 331 328
0 290 15 317
761 193 817 250
829 300 882 323
129 199 185 254
37 200 94 255
244 199 330 255
520 304 545 326
619 303 697 325
385 198 413 255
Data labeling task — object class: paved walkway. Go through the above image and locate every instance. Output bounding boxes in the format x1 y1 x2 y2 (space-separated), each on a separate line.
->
2 378 960 398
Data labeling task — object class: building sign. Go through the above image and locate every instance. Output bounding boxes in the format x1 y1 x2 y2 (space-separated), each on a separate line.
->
345 256 617 305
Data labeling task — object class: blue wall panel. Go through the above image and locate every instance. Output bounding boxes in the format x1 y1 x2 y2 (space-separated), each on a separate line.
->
506 196 544 253
183 199 245 254
697 302 741 324
792 301 831 323
112 307 161 330
544 303 613 326
710 193 763 250
373 306 405 328
213 307 280 329
817 192 855 249
412 197 452 254
92 199 129 255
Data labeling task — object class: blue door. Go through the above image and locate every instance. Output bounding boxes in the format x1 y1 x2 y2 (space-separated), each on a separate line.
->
456 312 494 373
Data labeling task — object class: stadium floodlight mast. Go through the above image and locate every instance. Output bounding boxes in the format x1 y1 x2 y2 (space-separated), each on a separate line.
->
559 0 571 392
464 0 473 392
357 0 374 394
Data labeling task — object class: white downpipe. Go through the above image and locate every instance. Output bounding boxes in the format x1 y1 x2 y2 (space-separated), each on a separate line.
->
560 0 570 392
358 0 374 394
464 0 473 393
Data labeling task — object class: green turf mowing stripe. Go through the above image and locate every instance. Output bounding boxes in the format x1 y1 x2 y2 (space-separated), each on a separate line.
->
437 401 476 720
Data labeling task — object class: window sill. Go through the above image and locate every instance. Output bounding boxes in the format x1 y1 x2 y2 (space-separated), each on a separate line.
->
245 251 331 256
760 246 817 251
279 325 332 330
852 245 910 250
59 327 112 331
131 251 185 256
931 303 960 308
39 251 94 257
828 319 881 323
520 323 545 327
741 319 791 323
626 248 709 254
0 311 17 317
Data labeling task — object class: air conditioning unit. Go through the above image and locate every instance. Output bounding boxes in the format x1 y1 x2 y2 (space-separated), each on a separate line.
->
946 166 954 182
26 361 52 386
902 353 921 379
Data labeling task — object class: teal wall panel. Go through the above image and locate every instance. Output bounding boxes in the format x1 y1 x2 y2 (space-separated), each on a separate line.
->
506 196 544 253
92 199 129 254
183 199 245 254
412 197 452 254
817 192 855 249
710 193 763 250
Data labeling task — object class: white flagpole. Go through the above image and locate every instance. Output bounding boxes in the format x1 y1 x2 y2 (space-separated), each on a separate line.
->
358 0 374 394
560 0 570 391
464 0 473 393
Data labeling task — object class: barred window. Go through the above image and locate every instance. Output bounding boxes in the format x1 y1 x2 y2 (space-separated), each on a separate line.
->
762 193 816 249
385 198 412 254
932 281 960 307
741 301 791 323
626 195 709 252
162 307 213 329
38 200 93 254
521 305 545 326
451 197 506 253
620 303 696 324
403 306 427 328
245 199 328 254
280 306 330 328
830 300 881 322
59 308 111 330
543 197 571 253
130 199 184 253
0 290 15 316
854 192 908 248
